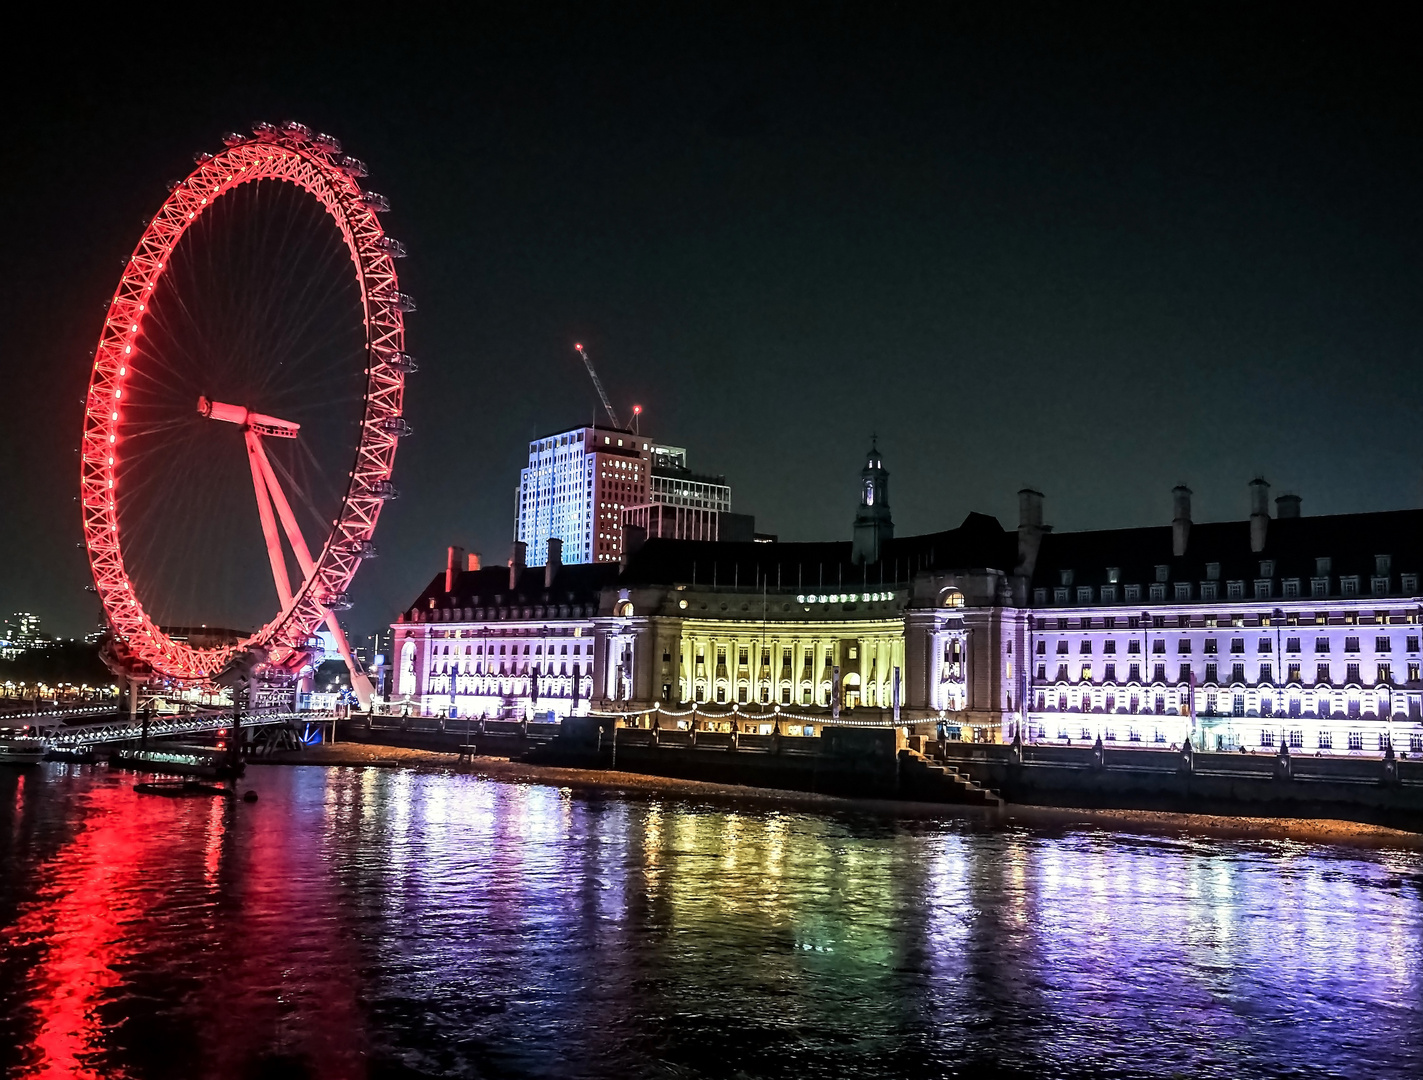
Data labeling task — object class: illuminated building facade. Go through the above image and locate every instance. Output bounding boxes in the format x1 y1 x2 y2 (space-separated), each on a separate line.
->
1022 482 1423 755
405 450 1423 757
517 425 651 565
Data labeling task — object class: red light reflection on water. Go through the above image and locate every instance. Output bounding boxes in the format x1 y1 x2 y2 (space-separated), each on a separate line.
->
10 776 157 1078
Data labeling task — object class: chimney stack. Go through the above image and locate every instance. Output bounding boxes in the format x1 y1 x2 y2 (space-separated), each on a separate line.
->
445 545 464 594
1015 488 1047 576
508 540 526 590
1275 493 1301 520
545 537 563 588
1249 477 1270 553
1172 485 1192 558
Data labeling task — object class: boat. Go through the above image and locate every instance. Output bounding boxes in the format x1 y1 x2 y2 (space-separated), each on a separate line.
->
133 779 235 798
0 735 49 766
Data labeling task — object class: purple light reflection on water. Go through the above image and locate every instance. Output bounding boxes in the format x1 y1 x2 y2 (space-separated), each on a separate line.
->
0 764 1420 1079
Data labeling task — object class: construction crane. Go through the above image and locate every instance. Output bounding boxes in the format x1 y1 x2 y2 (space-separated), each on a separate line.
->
574 343 622 429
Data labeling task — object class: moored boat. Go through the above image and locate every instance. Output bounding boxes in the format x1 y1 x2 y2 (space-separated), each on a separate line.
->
0 735 48 766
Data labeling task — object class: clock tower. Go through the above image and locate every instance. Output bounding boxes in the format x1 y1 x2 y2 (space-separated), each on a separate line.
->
852 438 893 565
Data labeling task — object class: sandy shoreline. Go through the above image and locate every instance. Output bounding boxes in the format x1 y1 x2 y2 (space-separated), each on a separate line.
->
250 742 1423 850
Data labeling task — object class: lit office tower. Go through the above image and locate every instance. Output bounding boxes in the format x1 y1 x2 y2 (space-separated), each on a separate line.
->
517 426 652 565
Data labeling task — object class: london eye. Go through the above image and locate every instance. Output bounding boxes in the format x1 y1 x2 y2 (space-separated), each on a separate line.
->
79 121 413 702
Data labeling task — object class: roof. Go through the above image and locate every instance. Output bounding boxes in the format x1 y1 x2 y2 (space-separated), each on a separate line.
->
402 562 620 616
619 511 1017 588
1032 508 1423 591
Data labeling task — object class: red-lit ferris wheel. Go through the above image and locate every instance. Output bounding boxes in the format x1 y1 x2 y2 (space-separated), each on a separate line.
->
79 121 414 698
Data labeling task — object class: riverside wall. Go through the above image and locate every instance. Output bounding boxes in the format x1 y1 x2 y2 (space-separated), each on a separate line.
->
938 740 1423 832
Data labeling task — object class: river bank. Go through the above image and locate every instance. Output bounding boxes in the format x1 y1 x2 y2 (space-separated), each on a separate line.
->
251 742 1423 849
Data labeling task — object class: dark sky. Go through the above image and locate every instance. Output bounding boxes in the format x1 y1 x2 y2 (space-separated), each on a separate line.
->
3 7 1422 641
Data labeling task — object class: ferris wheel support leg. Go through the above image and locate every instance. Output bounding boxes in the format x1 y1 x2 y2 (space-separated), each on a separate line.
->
245 430 293 609
322 610 375 713
249 440 375 712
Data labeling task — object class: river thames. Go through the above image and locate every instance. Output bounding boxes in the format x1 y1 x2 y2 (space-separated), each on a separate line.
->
1 763 1421 1079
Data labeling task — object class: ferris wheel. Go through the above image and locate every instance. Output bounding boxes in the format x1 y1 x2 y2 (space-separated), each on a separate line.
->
79 121 414 702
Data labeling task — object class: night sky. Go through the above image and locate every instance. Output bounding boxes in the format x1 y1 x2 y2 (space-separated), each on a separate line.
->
3 8 1421 641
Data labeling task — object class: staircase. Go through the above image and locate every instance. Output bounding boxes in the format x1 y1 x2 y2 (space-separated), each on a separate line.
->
899 748 1002 807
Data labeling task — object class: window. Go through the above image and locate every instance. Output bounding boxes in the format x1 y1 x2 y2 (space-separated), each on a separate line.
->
1054 587 1069 604
1077 587 1094 603
1104 663 1117 681
1233 694 1245 716
1348 731 1364 751
1260 663 1273 683
1101 585 1118 603
1033 588 1048 604
1262 697 1274 717
1206 562 1221 581
1207 582 1224 601
1178 639 1192 654
1129 664 1140 681
1125 584 1141 602
1080 617 1093 630
1344 636 1360 653
1104 639 1117 654
1204 638 1218 654
1060 569 1075 586
1080 664 1093 682
1155 565 1170 582
1080 640 1093 654
1376 636 1392 652
1056 640 1069 654
1152 639 1166 654
1410 636 1421 652
1286 637 1301 653
1283 579 1300 598
1288 663 1301 683
1254 581 1272 600
1205 663 1218 683
1036 640 1047 655
1315 637 1330 654
1260 730 1275 747
1341 576 1360 597
1127 640 1141 654
1372 577 1390 595
1230 638 1245 654
1153 664 1166 681
1057 665 1069 681
1174 583 1192 601
1150 584 1166 601
1412 734 1423 753
1178 663 1191 682
1223 582 1240 601
1319 731 1333 750
1377 662 1391 684
1346 663 1361 683
1317 663 1331 683
1311 578 1329 598
1411 662 1421 682
1403 574 1419 594
1036 664 1047 681
1232 663 1245 682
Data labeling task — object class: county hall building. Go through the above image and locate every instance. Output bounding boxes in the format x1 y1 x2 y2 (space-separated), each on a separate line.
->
391 444 1423 758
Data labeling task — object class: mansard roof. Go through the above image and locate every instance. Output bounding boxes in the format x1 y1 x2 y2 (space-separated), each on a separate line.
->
403 562 620 616
620 511 1018 589
1032 508 1423 592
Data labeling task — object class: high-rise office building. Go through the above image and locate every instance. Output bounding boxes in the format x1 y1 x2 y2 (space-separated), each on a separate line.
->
517 426 652 565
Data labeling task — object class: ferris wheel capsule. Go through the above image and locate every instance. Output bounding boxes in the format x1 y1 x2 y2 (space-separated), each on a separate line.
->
311 132 341 155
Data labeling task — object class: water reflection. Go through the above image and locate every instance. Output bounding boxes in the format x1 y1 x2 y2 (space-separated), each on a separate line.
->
0 764 1420 1078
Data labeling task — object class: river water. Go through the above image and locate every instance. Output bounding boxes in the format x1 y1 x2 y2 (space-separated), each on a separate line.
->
1 763 1421 1080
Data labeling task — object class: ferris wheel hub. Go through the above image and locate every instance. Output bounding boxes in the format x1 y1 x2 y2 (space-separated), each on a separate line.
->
197 396 300 438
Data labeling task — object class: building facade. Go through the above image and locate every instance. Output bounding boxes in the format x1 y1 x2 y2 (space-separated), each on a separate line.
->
400 454 1423 757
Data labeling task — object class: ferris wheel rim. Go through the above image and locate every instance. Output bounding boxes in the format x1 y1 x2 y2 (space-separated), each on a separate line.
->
79 128 408 683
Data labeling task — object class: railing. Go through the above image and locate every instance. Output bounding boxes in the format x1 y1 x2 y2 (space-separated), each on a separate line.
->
40 710 319 748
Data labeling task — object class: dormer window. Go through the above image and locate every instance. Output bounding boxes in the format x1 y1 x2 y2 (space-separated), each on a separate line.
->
1060 569 1075 586
1316 557 1332 576
1259 560 1275 578
1155 565 1169 582
1106 567 1120 583
1206 562 1221 581
1376 555 1392 576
